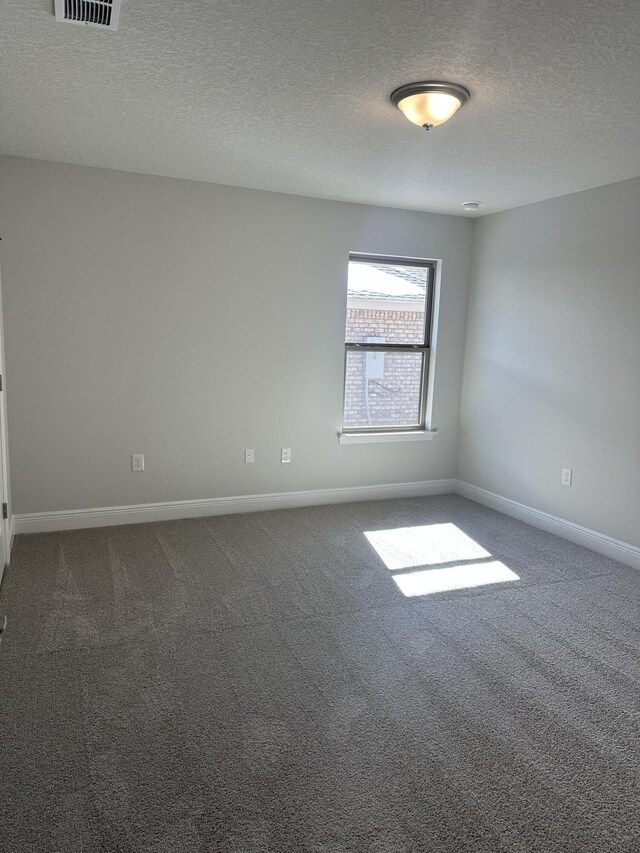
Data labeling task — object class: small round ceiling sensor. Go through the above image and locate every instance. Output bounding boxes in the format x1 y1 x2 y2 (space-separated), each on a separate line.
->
463 201 480 211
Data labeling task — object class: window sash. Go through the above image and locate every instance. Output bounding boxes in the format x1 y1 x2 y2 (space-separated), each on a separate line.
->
342 346 429 432
345 257 434 348
345 343 428 352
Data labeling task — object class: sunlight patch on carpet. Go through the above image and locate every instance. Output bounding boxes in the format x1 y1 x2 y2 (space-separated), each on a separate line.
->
392 560 520 596
365 523 490 571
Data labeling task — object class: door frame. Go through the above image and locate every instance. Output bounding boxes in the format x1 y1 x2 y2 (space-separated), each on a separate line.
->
0 247 11 573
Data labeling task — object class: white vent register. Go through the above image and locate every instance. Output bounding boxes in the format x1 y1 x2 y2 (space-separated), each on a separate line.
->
54 0 122 31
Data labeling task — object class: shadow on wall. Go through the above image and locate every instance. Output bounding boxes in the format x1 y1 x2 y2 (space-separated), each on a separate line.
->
364 522 520 596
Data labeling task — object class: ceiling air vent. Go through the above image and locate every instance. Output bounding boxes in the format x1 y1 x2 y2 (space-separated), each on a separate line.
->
54 0 122 31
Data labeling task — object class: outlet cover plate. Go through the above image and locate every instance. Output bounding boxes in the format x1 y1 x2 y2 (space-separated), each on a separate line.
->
131 453 145 472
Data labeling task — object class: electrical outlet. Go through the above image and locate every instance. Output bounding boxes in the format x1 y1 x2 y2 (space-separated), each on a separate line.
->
245 448 255 464
131 453 145 472
281 447 292 463
561 467 572 486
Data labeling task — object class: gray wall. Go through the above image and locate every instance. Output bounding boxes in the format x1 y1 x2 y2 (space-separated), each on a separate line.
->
458 178 640 546
0 157 474 514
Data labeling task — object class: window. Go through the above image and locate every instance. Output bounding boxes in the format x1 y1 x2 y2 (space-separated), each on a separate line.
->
342 254 435 434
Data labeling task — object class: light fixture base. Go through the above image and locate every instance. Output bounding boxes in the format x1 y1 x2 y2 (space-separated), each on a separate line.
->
390 81 471 110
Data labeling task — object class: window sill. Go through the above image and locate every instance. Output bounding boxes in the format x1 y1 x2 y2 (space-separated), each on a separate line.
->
338 430 437 445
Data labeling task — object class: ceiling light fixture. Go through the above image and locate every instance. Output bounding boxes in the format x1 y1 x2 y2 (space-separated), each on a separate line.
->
391 81 470 130
463 202 480 211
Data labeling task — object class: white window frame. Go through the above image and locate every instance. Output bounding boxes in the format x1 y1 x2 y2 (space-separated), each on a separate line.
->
339 254 440 444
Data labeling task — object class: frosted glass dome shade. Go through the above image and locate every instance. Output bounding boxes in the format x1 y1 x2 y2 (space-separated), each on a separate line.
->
391 82 470 129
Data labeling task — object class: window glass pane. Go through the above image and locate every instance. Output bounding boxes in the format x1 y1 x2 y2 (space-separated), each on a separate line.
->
346 261 428 345
343 350 424 429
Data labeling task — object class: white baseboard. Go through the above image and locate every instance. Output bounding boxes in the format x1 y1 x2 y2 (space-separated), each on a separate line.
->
11 478 640 572
12 479 456 535
456 480 640 571
0 515 15 571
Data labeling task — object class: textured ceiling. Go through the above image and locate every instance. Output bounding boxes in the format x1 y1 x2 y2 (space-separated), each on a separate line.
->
1 0 639 214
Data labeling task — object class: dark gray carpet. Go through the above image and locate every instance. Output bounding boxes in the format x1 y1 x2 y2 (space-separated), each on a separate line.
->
1 494 638 852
